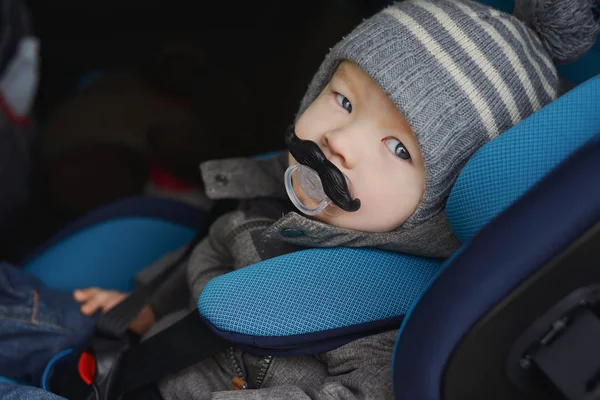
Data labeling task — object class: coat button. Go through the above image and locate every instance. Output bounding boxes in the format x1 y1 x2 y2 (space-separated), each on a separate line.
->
281 229 304 238
214 174 228 186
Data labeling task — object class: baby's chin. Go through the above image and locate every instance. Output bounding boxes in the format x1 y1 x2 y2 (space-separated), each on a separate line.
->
309 211 355 230
314 210 406 233
310 212 333 225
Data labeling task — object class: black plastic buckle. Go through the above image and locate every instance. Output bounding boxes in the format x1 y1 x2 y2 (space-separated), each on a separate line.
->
508 286 600 400
85 335 131 400
532 307 600 400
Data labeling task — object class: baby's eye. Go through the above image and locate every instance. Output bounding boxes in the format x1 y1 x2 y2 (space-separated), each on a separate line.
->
384 137 411 160
335 93 352 113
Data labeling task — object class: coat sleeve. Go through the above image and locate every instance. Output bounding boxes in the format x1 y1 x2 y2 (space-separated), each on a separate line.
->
186 209 276 301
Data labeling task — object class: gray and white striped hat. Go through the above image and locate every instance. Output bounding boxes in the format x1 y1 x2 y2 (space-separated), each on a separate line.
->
296 0 599 256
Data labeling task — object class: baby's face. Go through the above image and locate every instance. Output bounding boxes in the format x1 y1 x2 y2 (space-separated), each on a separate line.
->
289 61 425 233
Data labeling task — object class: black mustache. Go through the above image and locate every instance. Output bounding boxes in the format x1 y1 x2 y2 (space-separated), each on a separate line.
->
286 126 361 212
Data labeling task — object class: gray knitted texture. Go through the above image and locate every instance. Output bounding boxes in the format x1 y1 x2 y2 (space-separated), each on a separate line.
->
514 0 600 64
297 0 565 253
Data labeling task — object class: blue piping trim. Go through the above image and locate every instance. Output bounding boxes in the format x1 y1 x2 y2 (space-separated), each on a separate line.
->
41 348 73 391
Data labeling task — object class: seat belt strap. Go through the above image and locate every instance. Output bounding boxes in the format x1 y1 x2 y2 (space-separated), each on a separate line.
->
95 199 238 339
109 310 229 399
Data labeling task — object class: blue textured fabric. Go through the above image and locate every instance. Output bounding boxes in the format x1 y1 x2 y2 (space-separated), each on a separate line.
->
24 196 205 292
447 75 600 243
21 196 205 266
393 140 600 400
198 248 442 338
24 219 196 292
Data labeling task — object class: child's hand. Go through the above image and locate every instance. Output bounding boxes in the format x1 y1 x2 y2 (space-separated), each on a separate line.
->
74 288 128 315
73 288 156 335
129 305 156 336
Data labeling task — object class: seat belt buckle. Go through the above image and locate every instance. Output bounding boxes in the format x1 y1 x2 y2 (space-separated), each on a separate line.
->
85 335 131 400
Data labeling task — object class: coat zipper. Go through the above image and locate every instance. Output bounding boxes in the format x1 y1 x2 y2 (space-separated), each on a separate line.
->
227 347 247 389
227 347 274 390
253 355 273 388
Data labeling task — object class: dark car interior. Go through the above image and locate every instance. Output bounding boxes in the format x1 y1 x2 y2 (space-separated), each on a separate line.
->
0 0 388 261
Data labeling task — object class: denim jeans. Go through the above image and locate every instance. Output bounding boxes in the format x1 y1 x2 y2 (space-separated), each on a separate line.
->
0 382 66 400
0 262 97 385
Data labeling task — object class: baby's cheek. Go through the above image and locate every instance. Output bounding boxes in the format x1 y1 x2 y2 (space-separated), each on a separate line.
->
354 185 413 231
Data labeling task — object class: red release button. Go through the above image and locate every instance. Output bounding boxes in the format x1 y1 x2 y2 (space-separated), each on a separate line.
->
77 351 96 385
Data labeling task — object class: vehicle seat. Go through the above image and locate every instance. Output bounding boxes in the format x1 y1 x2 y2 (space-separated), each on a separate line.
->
23 196 205 292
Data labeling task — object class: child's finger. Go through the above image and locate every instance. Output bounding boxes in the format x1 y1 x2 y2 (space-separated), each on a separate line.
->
100 292 128 312
73 288 100 302
79 292 108 315
80 301 101 315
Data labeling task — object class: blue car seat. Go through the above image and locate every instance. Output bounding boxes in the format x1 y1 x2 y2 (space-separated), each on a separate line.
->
4 1 599 398
24 196 206 292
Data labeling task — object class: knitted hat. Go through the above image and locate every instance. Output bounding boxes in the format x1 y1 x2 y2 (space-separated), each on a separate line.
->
294 0 599 257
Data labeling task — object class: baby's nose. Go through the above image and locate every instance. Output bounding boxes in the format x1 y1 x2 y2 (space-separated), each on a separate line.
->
322 130 357 169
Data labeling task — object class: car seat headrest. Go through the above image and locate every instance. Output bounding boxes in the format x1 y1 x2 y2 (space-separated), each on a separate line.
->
198 248 442 353
446 74 600 243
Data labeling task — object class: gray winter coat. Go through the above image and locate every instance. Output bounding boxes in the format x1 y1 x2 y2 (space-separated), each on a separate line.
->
137 152 398 399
